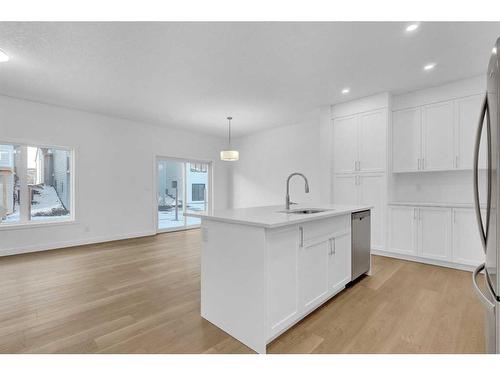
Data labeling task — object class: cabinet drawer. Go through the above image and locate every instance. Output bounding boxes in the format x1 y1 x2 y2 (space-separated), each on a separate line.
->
300 215 350 247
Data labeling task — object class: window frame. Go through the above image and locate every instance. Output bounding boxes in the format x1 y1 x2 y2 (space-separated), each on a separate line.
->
0 139 76 230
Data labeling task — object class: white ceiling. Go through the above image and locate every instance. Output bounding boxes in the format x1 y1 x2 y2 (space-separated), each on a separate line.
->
0 22 499 137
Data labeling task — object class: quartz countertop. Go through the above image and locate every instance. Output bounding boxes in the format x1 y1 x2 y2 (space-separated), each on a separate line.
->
184 204 372 229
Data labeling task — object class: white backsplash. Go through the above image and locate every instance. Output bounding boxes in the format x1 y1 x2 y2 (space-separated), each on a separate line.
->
390 169 488 204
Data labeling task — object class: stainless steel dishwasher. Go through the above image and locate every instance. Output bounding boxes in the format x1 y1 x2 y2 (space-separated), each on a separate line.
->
351 210 371 281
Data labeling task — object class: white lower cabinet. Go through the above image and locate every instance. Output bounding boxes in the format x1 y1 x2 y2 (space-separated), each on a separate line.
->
388 206 418 255
387 205 484 268
267 216 352 338
328 232 352 292
452 208 485 266
298 238 330 311
418 207 452 261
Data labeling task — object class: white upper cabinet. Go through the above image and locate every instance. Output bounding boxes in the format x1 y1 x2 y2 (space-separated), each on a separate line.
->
456 95 487 170
422 101 454 171
392 108 421 172
333 109 387 174
392 95 486 172
333 115 358 174
358 110 387 173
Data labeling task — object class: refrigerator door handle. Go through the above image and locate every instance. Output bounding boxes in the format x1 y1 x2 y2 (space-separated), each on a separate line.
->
472 263 495 312
473 93 491 252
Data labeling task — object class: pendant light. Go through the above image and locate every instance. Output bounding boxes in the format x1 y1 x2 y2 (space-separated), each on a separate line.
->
220 116 239 161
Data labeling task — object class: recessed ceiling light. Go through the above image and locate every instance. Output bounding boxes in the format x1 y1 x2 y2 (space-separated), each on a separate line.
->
493 47 497 55
0 49 9 63
341 88 350 94
423 63 436 71
406 23 419 32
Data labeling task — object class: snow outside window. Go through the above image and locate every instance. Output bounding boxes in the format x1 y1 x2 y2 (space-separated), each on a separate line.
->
0 143 73 225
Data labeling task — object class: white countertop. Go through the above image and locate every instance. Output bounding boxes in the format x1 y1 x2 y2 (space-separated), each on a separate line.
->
184 204 372 229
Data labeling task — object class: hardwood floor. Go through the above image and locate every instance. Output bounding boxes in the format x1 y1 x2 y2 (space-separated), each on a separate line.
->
0 230 485 354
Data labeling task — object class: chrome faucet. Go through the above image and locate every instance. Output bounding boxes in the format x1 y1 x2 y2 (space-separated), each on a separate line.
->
285 173 310 210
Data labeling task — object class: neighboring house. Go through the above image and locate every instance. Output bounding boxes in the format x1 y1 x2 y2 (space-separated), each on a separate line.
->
157 161 207 208
0 144 15 215
186 163 207 206
36 148 71 210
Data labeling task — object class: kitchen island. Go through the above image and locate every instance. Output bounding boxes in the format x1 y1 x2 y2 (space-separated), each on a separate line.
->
185 204 371 353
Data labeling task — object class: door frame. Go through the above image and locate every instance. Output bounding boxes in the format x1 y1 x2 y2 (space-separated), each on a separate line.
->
153 155 213 234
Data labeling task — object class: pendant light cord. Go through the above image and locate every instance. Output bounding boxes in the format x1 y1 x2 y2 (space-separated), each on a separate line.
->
227 116 232 146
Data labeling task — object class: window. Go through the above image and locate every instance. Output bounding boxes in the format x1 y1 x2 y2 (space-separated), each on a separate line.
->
192 183 206 202
0 142 73 225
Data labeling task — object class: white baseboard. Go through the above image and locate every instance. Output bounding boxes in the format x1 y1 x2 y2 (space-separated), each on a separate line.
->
372 249 477 272
0 230 156 257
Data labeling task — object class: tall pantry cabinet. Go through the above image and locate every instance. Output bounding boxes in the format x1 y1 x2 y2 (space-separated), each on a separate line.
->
332 95 389 251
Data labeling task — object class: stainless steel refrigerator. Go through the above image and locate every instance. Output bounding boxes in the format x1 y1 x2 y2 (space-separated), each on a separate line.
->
472 36 500 354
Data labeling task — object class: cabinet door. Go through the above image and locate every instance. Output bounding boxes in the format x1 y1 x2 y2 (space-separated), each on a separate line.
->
359 174 385 249
359 110 387 173
388 206 418 255
452 208 485 266
333 175 358 205
298 239 330 312
422 101 454 171
333 115 358 174
328 233 352 292
392 108 421 172
456 95 487 170
419 207 452 261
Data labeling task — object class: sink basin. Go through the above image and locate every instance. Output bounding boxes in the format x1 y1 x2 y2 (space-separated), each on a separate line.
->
278 208 331 214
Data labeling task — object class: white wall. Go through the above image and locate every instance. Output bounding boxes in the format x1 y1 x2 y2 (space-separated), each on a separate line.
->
0 95 229 256
229 108 332 209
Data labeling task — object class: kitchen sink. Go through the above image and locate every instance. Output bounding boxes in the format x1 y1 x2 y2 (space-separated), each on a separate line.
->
277 208 332 214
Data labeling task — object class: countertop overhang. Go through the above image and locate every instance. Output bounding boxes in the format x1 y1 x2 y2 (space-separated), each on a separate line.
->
184 204 372 229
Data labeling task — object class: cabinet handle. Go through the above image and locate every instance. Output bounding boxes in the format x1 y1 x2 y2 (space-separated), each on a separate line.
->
357 161 361 171
413 208 417 220
354 161 357 171
299 227 304 248
333 238 336 255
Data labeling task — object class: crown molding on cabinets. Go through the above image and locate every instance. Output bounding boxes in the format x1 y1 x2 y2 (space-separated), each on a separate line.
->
392 75 485 111
331 92 390 119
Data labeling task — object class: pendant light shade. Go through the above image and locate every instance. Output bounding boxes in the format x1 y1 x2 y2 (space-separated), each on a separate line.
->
220 116 239 161
220 150 239 161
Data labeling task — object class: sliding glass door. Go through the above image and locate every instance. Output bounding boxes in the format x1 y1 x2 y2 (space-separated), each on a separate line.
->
156 157 210 232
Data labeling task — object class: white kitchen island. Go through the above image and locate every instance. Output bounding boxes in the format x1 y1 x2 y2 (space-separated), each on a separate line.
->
185 204 371 353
